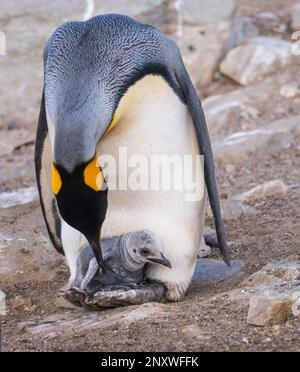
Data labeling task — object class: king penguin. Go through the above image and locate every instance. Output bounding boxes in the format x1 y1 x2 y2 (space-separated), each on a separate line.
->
35 14 230 302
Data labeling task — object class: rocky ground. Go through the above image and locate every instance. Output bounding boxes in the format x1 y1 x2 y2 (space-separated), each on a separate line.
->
1 0 300 352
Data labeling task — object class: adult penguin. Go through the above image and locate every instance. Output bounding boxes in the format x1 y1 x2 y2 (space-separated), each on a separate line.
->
35 14 230 302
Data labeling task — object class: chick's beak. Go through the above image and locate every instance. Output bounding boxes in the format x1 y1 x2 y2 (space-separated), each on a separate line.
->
148 253 172 269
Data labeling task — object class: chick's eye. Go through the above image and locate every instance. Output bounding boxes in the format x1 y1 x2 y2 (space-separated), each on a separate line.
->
140 248 150 256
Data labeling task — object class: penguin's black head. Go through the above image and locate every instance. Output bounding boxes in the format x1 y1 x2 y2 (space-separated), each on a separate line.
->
52 156 108 265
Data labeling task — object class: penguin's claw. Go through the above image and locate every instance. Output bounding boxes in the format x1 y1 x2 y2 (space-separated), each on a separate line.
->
63 287 85 308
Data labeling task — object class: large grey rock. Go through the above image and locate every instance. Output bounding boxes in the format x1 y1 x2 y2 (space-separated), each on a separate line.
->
213 115 300 165
0 290 5 315
220 37 294 85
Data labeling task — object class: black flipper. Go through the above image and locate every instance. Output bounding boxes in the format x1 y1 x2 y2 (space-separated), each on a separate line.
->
34 91 64 255
174 61 230 266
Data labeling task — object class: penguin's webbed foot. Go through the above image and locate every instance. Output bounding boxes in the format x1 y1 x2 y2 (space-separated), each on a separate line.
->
64 281 166 309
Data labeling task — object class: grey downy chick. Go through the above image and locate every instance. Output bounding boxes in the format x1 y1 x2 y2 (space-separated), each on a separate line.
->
73 230 172 295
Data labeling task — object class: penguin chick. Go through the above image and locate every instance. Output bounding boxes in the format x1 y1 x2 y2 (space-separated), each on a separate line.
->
73 230 171 296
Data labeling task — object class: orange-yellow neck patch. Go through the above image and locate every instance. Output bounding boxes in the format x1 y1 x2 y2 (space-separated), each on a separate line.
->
102 109 121 138
52 164 62 195
83 156 103 191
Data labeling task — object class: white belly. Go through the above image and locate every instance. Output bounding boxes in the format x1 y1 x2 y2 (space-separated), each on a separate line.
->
98 75 206 300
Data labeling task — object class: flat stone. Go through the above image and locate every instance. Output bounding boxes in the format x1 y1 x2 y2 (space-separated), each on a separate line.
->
220 37 293 85
0 290 6 316
233 180 289 203
0 187 38 209
192 259 245 284
25 302 167 336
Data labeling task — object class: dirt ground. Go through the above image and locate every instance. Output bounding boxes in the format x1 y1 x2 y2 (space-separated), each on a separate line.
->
1 0 300 352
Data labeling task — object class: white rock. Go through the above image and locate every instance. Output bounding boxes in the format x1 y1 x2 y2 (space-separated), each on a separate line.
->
241 336 249 344
0 290 6 316
220 37 293 85
0 187 38 209
181 324 211 340
291 3 300 31
234 180 288 203
280 84 300 98
247 284 300 326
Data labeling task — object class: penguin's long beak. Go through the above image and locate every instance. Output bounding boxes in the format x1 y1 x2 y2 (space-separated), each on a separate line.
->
87 233 104 270
148 253 172 269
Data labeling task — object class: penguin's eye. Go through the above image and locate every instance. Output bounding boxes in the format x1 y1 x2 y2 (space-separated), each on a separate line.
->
140 248 150 257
